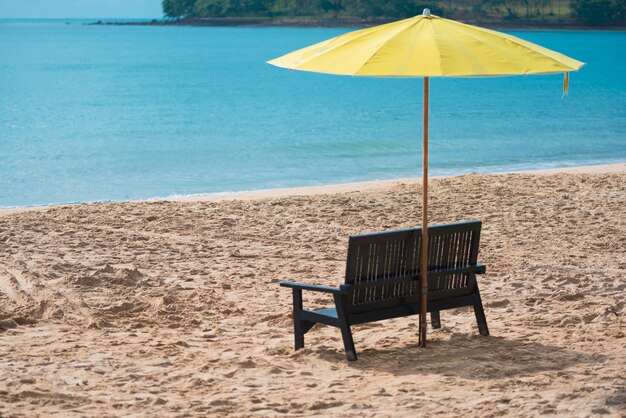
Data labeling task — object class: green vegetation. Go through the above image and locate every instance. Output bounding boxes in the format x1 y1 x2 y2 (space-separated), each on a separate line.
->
161 0 626 25
571 0 625 24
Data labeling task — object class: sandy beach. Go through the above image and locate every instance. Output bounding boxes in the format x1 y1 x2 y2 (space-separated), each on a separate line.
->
0 163 624 416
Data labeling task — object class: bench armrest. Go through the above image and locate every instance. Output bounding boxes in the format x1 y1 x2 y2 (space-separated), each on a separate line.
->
476 264 486 274
280 281 344 295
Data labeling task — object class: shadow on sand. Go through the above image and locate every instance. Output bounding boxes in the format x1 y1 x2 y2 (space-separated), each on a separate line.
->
311 334 604 380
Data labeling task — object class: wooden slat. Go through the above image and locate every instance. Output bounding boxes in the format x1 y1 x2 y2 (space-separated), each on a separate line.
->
456 234 465 288
343 221 481 309
461 231 472 286
348 266 483 292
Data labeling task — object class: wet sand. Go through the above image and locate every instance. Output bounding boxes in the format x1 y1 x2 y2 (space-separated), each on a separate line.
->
0 165 624 416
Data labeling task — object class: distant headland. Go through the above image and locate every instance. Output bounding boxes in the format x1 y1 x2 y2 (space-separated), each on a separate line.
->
87 17 626 30
88 0 626 29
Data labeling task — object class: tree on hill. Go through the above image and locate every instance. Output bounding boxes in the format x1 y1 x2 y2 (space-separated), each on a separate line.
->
162 0 196 19
191 0 273 17
571 0 626 24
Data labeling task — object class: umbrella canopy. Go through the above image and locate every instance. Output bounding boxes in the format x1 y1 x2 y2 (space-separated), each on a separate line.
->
268 10 584 349
268 12 584 77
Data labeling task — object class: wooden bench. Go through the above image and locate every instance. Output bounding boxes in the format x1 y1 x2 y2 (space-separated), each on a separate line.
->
280 220 489 361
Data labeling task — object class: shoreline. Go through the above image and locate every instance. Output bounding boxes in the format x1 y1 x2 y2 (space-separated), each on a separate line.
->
87 18 626 31
1 161 624 217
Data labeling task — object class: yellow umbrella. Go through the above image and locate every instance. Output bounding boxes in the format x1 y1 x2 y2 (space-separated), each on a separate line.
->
268 10 584 347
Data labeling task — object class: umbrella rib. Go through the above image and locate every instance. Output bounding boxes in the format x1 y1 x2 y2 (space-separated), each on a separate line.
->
448 19 584 72
434 21 570 75
426 19 444 76
485 33 583 69
438 23 489 75
355 19 423 75
299 19 415 72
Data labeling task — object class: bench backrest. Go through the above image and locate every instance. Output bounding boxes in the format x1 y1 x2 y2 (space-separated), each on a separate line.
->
343 221 482 313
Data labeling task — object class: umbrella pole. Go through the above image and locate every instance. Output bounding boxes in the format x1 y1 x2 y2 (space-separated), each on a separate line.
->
419 77 429 348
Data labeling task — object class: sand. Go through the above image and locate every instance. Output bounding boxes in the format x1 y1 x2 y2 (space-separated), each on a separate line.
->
0 164 624 416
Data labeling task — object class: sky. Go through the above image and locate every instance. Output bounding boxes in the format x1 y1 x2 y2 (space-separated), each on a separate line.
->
0 0 162 18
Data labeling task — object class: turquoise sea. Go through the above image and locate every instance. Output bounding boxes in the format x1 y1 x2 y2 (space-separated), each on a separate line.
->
1 19 625 208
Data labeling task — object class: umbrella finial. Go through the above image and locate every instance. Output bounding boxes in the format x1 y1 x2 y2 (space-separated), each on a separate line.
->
423 8 431 16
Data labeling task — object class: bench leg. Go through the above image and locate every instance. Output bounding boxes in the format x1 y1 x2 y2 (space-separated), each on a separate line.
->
334 294 357 361
473 287 489 336
293 289 315 350
431 310 441 329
